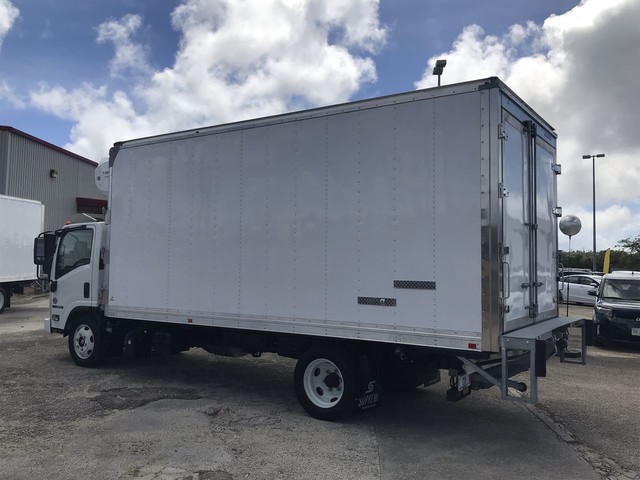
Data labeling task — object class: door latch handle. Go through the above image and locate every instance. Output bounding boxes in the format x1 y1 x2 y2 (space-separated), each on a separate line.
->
502 261 511 300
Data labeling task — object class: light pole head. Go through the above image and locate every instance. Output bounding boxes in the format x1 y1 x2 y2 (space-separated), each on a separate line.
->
432 59 447 86
432 59 447 76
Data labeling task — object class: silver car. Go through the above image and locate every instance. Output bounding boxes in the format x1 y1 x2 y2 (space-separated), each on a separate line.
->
558 274 602 305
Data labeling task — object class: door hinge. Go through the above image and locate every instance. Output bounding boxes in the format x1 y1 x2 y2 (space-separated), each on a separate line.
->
552 163 562 175
498 183 509 198
553 207 563 217
498 124 507 140
524 120 537 138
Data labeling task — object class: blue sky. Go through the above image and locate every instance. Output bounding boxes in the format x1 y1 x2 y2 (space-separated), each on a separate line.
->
1 0 639 253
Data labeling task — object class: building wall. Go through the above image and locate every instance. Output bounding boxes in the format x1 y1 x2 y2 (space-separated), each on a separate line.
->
0 128 106 231
0 130 8 193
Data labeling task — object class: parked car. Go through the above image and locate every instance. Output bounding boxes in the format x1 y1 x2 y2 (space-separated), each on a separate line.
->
591 271 640 345
557 274 602 305
558 268 592 277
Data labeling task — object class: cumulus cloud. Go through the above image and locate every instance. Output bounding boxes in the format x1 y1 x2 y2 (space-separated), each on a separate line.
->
0 80 24 108
415 0 640 251
29 0 386 159
96 13 150 78
30 82 154 155
0 0 19 50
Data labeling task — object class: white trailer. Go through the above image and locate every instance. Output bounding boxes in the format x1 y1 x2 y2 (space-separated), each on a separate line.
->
35 77 585 420
0 194 44 313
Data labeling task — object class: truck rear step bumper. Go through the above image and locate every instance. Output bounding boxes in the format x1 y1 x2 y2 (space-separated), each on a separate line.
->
454 316 586 403
500 316 586 403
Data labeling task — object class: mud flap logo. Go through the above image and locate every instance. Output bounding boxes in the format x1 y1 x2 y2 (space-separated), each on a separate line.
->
356 380 379 410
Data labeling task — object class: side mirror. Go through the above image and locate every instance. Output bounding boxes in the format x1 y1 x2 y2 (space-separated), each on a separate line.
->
588 290 597 297
589 282 599 287
33 237 45 265
34 232 56 276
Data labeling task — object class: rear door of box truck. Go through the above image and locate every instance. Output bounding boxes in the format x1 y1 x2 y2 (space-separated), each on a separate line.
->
500 93 558 333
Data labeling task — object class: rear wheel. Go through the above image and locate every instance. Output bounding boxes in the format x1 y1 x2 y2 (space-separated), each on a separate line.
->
294 345 356 421
0 287 7 314
68 315 106 367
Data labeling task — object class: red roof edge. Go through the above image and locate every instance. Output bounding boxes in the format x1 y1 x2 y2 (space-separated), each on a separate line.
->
0 125 98 166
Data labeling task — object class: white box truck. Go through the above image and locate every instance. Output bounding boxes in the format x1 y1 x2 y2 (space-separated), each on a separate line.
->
1 194 44 313
35 77 585 420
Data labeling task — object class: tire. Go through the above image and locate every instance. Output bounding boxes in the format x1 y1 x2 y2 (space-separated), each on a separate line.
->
294 345 356 421
0 287 7 314
68 315 107 367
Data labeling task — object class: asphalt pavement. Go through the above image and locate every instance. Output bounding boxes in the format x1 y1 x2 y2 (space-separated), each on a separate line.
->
0 296 637 480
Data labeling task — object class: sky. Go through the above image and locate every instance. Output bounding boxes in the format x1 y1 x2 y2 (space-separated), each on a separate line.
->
1 0 639 253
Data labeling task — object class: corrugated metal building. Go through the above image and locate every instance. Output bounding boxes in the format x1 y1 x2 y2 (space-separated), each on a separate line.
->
0 126 107 231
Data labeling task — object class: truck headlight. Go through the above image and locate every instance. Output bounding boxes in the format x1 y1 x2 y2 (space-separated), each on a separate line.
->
595 306 613 319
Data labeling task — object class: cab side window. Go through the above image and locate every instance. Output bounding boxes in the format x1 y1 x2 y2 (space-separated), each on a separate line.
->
55 229 94 279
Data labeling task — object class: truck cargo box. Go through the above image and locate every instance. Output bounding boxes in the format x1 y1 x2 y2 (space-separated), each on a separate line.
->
104 77 561 354
0 194 44 313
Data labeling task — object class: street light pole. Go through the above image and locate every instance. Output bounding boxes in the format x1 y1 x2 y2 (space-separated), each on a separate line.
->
432 59 447 87
582 153 605 272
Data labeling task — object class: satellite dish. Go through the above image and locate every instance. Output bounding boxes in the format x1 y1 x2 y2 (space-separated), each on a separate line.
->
559 215 581 237
95 159 110 196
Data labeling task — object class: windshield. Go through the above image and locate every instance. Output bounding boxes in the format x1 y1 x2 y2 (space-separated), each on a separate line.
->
600 278 640 301
55 228 94 279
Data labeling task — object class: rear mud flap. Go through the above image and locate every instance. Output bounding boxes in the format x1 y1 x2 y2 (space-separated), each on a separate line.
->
355 380 380 410
354 354 380 411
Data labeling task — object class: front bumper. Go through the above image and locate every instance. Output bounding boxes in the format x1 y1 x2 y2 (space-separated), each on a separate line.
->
594 315 640 343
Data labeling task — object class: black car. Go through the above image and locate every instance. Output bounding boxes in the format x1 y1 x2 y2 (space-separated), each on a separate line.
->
590 271 640 346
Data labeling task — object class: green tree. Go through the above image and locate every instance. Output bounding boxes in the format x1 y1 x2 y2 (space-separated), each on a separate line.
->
559 248 640 272
617 235 640 255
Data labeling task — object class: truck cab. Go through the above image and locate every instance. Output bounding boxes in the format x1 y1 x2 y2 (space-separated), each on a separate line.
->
35 222 106 334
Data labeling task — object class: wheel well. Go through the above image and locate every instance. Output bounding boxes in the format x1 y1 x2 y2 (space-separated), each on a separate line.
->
63 308 100 337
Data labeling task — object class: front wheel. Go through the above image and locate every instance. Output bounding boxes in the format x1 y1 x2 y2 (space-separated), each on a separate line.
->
68 316 106 367
294 345 356 421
